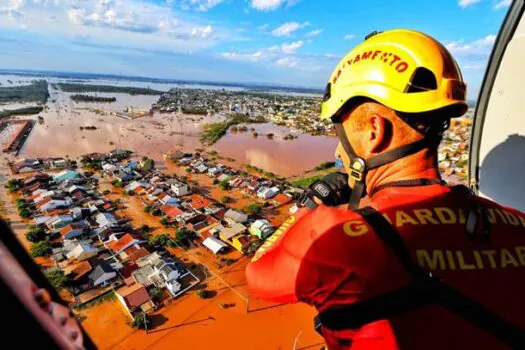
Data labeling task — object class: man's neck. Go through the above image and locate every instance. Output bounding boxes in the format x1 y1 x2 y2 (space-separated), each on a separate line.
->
365 149 441 196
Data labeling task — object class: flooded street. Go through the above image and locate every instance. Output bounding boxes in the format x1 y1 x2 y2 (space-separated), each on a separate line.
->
3 78 336 177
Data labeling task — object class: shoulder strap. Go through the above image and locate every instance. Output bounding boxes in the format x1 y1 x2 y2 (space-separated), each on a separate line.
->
318 206 525 348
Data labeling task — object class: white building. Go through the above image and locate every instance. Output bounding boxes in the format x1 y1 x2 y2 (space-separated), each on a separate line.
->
95 212 118 228
202 237 228 254
66 242 99 261
170 182 191 197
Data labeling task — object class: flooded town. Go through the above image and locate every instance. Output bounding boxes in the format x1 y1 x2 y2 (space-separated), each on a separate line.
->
0 74 472 349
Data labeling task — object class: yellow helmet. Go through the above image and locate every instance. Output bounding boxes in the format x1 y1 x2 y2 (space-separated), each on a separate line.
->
320 29 468 120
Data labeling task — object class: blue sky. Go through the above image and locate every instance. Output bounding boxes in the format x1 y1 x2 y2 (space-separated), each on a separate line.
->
0 0 511 98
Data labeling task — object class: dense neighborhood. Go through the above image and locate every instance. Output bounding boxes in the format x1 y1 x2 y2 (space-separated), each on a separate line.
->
6 147 302 329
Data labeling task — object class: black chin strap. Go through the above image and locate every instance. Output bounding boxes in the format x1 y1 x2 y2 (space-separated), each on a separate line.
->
333 121 437 210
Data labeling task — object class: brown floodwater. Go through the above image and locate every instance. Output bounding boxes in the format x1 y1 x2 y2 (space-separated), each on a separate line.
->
14 84 336 177
212 123 338 177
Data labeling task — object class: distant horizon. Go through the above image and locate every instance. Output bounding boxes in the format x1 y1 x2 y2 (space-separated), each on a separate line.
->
0 67 325 94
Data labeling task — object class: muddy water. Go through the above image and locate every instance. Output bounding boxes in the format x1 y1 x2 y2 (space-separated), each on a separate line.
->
213 123 338 177
8 80 336 177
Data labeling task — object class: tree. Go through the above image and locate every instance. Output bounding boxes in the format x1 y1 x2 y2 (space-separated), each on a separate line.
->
174 228 192 247
218 180 229 191
152 208 161 216
19 207 31 218
127 190 135 196
25 226 46 243
83 171 94 177
159 218 170 227
103 189 111 195
131 313 150 330
196 289 212 299
150 233 170 247
213 178 219 185
242 203 262 216
138 224 150 234
221 195 233 204
45 269 71 290
31 241 53 257
185 168 192 173
149 287 163 303
6 179 23 193
16 199 27 209
114 181 124 188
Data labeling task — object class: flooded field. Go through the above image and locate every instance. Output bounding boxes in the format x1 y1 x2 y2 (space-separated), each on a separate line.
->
2 77 335 177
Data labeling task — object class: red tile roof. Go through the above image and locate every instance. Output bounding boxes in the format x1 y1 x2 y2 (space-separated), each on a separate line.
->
59 224 86 237
120 263 139 279
118 283 151 310
273 194 293 206
188 194 212 210
37 197 53 208
160 204 183 219
63 261 92 280
106 233 136 253
127 247 150 263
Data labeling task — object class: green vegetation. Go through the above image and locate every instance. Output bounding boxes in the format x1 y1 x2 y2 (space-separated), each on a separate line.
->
314 161 336 171
159 217 170 227
218 180 229 191
173 227 192 248
0 80 49 103
103 189 111 195
74 291 116 310
18 207 31 218
144 205 153 214
131 313 151 330
243 239 264 256
196 289 212 299
45 269 71 290
31 241 53 257
201 113 266 145
291 174 325 188
81 156 102 170
70 94 117 103
6 179 24 193
127 190 135 196
56 83 162 95
242 203 262 216
149 233 171 247
149 287 163 303
141 157 155 171
25 225 46 243
0 106 44 118
182 107 207 115
221 195 233 204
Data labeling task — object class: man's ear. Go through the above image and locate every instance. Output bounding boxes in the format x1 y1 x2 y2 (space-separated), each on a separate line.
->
368 114 392 153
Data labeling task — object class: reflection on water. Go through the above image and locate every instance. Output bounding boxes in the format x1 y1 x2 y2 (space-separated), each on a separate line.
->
8 80 336 177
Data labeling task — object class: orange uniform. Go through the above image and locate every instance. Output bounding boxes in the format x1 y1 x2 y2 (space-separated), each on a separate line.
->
246 184 525 349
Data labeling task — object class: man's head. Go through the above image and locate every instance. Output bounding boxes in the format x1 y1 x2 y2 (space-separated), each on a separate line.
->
321 29 467 208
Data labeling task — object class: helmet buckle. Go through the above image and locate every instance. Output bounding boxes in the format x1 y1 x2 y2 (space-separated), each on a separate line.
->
350 158 366 182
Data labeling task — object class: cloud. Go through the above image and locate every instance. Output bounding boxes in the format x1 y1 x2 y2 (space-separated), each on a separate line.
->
344 33 355 40
220 51 264 61
306 29 323 37
250 0 301 11
191 24 213 38
494 0 511 9
446 34 496 58
276 56 298 67
271 21 309 37
281 40 303 54
189 0 225 11
257 23 269 30
251 0 285 11
458 0 481 8
0 0 25 18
